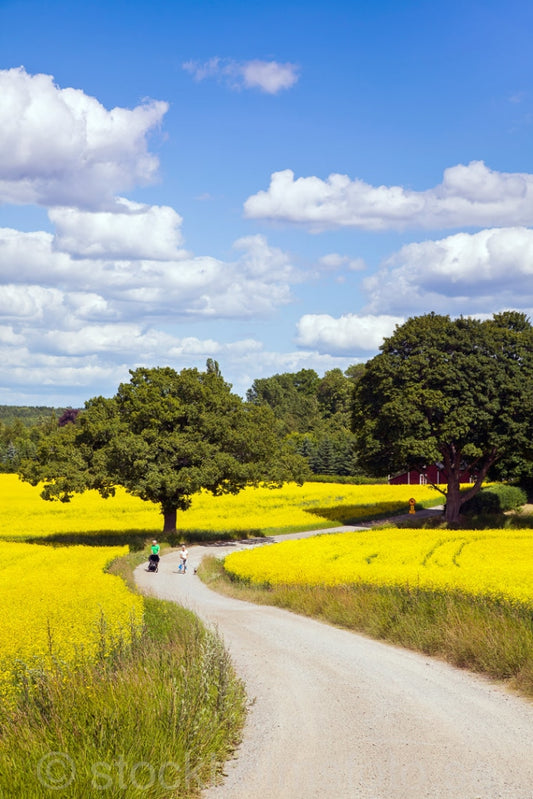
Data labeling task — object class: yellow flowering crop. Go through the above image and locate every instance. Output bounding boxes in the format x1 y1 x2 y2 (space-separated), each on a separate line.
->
224 528 533 606
0 543 143 706
0 475 161 539
0 475 441 539
182 482 441 533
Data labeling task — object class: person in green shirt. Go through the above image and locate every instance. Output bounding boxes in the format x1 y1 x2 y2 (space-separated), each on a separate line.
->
148 539 160 572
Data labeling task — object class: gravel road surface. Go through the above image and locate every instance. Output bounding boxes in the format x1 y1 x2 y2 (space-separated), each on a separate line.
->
135 530 533 799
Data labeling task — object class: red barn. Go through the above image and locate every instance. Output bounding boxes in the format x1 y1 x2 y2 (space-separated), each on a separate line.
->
388 464 475 485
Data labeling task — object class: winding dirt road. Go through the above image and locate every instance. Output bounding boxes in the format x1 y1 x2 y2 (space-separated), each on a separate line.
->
135 530 533 799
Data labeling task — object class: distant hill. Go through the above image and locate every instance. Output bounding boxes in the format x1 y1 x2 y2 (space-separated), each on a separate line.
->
0 406 71 427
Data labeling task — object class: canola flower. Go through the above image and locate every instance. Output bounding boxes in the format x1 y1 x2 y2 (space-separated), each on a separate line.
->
223 528 533 606
0 474 443 539
0 543 143 706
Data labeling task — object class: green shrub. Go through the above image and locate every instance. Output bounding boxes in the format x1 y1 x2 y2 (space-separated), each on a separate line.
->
462 483 527 515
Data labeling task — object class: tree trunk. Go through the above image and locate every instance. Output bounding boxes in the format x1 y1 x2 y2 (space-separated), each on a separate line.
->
442 446 464 525
443 446 499 525
444 475 463 524
162 507 177 533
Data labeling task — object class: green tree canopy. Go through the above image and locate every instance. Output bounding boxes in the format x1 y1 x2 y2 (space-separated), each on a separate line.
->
248 366 362 476
353 311 533 523
20 364 307 533
246 368 322 436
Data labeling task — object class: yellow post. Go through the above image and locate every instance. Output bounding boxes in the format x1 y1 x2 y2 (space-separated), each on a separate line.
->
409 497 416 514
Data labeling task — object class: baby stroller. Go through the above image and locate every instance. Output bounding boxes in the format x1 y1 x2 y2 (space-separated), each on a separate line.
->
147 553 160 573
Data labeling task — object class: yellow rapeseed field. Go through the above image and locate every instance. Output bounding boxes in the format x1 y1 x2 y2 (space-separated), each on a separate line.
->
0 474 443 539
223 528 533 605
0 542 143 706
0 474 162 538
183 481 441 533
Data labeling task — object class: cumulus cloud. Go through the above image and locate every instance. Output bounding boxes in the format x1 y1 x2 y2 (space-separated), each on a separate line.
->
49 199 185 260
0 215 341 402
232 234 297 279
0 67 168 209
0 284 65 321
0 229 70 283
183 58 299 94
364 227 533 315
296 313 404 355
244 161 533 230
0 226 299 323
0 309 359 403
36 323 221 359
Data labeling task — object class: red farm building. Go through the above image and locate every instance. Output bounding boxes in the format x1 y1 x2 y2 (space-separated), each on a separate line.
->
388 464 475 486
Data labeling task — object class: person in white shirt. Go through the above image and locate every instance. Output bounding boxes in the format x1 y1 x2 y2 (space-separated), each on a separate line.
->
179 544 188 573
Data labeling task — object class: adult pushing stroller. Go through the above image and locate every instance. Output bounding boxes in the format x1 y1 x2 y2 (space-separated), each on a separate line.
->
147 553 160 573
148 540 160 573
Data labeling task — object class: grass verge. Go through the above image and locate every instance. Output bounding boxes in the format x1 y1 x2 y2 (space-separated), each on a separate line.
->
199 555 533 699
0 562 246 798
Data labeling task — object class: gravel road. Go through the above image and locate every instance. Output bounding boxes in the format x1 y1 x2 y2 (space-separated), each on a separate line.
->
135 530 533 799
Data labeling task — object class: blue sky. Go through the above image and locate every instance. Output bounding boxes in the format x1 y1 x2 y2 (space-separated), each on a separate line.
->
1 0 533 405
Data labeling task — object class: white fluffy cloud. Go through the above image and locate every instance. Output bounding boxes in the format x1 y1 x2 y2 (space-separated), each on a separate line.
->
0 209 382 402
364 227 533 315
49 199 185 260
183 58 299 94
0 309 359 403
296 313 404 354
244 162 533 230
0 67 168 208
0 226 298 323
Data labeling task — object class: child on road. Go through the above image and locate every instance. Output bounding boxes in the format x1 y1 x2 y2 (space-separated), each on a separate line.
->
179 544 188 573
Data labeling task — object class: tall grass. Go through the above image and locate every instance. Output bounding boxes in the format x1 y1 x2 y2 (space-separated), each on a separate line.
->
0 594 246 798
199 556 533 698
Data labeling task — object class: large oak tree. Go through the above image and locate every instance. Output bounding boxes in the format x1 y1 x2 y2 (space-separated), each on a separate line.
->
353 311 533 523
20 362 307 533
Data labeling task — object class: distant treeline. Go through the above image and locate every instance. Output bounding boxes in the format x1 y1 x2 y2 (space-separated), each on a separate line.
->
0 406 75 473
0 405 68 427
0 367 364 477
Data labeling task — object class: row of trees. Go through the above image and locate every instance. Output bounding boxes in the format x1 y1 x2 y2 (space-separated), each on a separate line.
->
16 311 533 527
